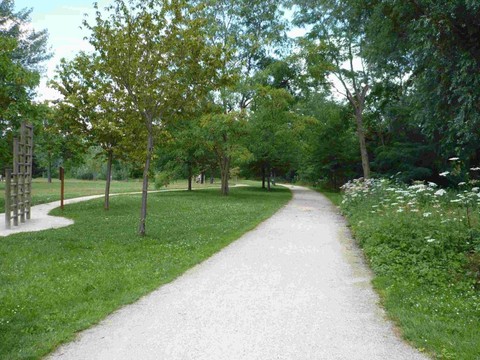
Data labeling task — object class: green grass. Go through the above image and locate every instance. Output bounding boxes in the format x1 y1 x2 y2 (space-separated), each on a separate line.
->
311 186 343 206
0 185 291 359
341 180 480 359
0 178 224 213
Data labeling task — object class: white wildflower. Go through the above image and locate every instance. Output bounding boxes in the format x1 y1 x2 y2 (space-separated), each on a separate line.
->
449 157 459 161
423 212 432 217
439 171 450 177
434 189 447 196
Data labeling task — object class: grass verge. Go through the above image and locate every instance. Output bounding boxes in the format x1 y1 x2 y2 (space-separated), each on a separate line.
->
0 185 291 359
341 179 480 359
311 185 342 206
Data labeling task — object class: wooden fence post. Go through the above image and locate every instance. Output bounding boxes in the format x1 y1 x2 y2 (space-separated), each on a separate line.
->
5 169 11 229
13 138 19 226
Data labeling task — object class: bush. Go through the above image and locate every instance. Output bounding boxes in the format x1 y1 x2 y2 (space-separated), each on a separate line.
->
154 172 172 189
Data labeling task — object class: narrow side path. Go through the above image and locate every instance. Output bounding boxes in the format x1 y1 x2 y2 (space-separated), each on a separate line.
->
49 186 428 360
0 185 245 237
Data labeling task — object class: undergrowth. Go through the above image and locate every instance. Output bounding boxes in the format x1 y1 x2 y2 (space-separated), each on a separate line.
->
341 178 480 359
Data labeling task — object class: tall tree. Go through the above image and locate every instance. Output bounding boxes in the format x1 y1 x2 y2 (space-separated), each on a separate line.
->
248 86 305 190
0 0 51 171
84 0 219 234
297 94 360 187
360 0 480 167
51 53 142 210
199 0 288 194
200 110 249 195
292 0 372 178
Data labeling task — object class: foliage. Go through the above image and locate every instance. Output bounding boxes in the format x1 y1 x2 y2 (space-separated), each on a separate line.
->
247 85 310 188
0 0 51 172
154 171 173 189
297 94 359 187
82 0 220 232
291 0 372 178
359 0 480 165
0 186 291 360
341 178 480 359
200 110 250 195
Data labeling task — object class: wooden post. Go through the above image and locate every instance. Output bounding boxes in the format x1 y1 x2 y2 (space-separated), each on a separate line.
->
19 124 26 223
25 124 33 219
59 167 65 210
13 138 19 226
5 169 11 229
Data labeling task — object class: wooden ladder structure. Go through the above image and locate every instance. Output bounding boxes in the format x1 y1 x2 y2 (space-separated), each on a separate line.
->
5 122 33 229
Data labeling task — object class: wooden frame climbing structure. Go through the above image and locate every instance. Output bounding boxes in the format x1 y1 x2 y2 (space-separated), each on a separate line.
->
5 122 33 229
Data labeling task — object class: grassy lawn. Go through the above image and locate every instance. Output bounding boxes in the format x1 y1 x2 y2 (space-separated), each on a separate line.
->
0 185 291 359
0 178 223 213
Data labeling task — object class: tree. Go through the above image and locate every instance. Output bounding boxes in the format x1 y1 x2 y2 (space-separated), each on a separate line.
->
198 0 288 194
359 0 480 167
156 115 215 191
200 110 249 195
32 104 63 183
0 0 51 171
248 86 305 190
84 0 219 234
297 94 360 187
292 0 372 178
51 53 142 210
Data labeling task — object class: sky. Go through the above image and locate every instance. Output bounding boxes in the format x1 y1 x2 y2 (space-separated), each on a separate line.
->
15 1 306 102
15 0 113 101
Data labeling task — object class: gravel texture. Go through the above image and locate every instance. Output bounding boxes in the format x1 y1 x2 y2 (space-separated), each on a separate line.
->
47 185 428 360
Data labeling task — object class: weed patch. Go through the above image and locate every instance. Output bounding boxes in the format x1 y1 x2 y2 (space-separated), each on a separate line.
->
341 179 480 359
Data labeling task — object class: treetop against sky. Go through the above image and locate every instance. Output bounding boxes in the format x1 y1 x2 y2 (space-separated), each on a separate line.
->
13 0 111 101
13 0 305 102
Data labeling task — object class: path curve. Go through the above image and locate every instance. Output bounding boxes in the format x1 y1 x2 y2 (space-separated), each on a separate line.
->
0 186 246 237
48 185 428 360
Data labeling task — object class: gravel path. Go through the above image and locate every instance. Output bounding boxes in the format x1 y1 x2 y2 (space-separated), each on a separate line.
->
48 185 428 360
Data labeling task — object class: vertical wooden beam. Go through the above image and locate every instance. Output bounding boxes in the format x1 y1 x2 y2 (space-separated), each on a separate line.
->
19 123 26 222
5 169 11 229
13 138 19 226
25 124 33 219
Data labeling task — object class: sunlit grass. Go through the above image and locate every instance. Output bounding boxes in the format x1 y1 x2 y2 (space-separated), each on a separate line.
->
0 178 226 213
0 185 291 359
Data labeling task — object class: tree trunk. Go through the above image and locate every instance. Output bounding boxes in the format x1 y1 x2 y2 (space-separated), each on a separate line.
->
200 171 205 184
104 151 113 210
220 156 230 195
267 166 271 192
47 157 52 184
355 108 370 179
187 164 193 191
138 128 154 236
261 165 266 189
